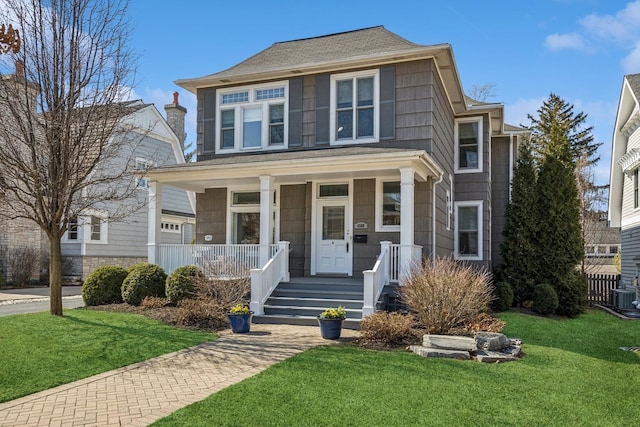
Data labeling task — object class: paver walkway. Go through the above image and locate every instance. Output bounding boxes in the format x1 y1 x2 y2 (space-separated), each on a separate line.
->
0 324 357 427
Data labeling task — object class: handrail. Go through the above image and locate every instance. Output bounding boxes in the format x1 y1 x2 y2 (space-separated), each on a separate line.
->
250 241 290 315
362 241 391 316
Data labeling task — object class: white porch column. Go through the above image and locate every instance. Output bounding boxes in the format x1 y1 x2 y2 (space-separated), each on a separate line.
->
399 167 415 277
259 175 274 267
147 181 163 264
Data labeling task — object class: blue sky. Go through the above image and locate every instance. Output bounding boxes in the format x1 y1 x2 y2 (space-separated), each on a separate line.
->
128 0 640 188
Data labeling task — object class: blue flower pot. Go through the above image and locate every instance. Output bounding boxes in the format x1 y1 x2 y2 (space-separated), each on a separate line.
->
317 317 344 340
227 312 254 333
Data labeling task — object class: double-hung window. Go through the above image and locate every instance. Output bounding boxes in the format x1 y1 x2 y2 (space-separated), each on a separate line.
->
454 201 482 260
217 83 287 152
331 70 378 144
455 117 483 173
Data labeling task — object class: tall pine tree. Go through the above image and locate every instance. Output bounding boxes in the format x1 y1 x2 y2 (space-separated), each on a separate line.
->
530 94 586 317
500 138 539 305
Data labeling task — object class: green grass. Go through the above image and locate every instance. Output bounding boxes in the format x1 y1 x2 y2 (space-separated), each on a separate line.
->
154 310 640 427
0 308 216 402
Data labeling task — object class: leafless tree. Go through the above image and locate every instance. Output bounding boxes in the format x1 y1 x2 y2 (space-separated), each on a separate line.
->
467 83 498 102
0 0 142 315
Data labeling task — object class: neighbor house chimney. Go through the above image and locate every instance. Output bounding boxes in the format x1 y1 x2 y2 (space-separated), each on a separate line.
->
164 91 187 151
0 60 39 114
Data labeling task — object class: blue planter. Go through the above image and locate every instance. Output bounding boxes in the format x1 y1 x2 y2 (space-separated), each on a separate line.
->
227 312 254 333
317 317 344 340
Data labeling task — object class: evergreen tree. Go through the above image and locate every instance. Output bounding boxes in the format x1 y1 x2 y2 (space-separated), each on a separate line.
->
500 138 539 305
532 101 585 317
527 93 601 167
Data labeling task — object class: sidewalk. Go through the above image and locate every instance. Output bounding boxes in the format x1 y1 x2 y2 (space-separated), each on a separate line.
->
0 286 82 303
0 323 358 427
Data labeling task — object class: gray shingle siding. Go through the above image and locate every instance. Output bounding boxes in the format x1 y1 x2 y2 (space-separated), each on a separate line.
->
621 226 640 285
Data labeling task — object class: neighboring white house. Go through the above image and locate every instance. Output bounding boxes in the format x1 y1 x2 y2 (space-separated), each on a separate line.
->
609 73 640 285
61 95 195 280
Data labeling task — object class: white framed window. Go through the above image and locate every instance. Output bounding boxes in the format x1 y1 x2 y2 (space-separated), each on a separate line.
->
446 189 452 231
454 201 482 260
455 117 483 173
217 82 288 153
161 222 181 233
635 168 639 209
317 183 349 198
330 70 379 145
226 189 278 244
135 158 156 190
375 180 400 232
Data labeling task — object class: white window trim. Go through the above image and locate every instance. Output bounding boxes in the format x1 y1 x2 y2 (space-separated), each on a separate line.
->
329 69 379 146
135 157 156 190
454 116 483 174
225 187 279 244
375 178 401 232
216 81 289 154
161 222 181 233
454 200 482 261
62 217 81 243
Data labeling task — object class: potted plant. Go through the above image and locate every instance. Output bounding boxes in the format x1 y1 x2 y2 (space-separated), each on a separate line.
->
227 304 254 333
317 306 346 339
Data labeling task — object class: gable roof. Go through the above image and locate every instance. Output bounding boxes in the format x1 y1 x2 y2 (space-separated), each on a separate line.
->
176 26 467 114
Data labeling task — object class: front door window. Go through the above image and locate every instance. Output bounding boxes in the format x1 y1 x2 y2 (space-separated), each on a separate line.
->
323 206 345 240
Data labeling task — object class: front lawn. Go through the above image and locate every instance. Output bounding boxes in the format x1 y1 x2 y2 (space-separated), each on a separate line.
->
154 310 639 427
0 308 216 402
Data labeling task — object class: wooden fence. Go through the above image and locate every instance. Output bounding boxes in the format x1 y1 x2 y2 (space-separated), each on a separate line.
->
585 273 620 305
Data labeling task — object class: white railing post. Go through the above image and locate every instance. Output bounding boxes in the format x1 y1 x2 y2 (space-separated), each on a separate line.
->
250 268 264 315
363 270 375 316
380 241 392 282
279 241 290 282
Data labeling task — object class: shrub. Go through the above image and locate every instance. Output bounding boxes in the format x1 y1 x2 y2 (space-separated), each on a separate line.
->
555 270 587 318
532 283 558 315
177 298 228 330
165 265 204 305
196 277 250 312
82 265 128 306
400 256 494 335
140 296 170 309
357 312 419 348
121 263 167 306
7 246 39 287
491 281 514 312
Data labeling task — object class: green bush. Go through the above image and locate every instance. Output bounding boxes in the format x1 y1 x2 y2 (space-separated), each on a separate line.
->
82 265 128 306
555 270 587 318
121 263 167 306
491 281 514 312
166 265 204 305
532 283 559 315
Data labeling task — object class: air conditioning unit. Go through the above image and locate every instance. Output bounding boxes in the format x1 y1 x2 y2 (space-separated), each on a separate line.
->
611 289 636 310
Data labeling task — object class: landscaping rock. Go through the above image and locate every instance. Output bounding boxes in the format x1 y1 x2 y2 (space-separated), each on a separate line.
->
474 349 518 363
423 335 477 351
410 345 471 360
475 332 511 351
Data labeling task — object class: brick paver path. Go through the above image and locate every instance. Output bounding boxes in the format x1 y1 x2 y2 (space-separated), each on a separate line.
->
0 324 357 427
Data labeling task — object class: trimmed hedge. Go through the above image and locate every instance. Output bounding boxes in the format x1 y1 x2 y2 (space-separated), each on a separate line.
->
166 265 204 305
491 281 514 312
532 283 559 315
121 263 167 306
82 265 128 306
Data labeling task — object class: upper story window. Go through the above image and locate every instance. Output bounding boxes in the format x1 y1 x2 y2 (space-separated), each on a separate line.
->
330 70 379 145
217 82 288 153
135 158 156 190
455 117 483 173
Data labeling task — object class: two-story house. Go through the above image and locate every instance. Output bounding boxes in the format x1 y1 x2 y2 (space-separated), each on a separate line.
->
61 95 196 280
609 74 640 289
147 27 521 322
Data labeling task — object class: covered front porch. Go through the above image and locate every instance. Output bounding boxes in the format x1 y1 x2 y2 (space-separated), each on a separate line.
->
147 147 443 319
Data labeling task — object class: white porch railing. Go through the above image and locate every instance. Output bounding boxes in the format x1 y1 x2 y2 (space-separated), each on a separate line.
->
362 242 422 316
156 244 278 276
250 241 290 315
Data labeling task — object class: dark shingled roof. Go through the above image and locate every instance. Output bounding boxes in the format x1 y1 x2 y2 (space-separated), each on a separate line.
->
626 74 640 99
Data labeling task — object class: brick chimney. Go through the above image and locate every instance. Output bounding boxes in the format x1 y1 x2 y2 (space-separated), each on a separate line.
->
164 91 187 151
0 60 39 113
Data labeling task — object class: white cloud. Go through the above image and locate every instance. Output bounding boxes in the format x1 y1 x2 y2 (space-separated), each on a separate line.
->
504 97 546 127
580 0 640 43
545 32 587 51
622 40 640 73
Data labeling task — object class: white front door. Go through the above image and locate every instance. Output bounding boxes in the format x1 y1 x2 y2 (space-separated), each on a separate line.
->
316 200 351 275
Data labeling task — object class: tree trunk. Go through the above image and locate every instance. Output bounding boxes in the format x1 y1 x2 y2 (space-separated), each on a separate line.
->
49 235 63 316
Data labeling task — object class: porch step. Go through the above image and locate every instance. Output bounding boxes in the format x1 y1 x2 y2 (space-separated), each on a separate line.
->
264 297 363 310
253 314 361 330
263 304 362 319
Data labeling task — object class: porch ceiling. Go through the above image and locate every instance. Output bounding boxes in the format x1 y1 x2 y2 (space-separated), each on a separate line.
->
148 147 444 193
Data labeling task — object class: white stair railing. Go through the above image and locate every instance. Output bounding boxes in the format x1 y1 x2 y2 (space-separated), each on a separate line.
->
250 241 290 315
362 241 392 316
